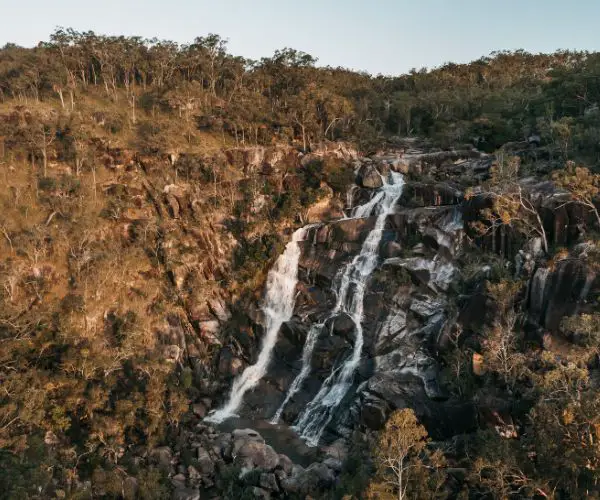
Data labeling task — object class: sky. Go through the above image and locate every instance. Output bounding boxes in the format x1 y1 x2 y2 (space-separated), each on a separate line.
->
2 0 600 76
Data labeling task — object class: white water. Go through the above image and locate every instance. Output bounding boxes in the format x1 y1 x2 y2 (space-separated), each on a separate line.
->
270 322 323 424
274 172 405 446
205 227 309 424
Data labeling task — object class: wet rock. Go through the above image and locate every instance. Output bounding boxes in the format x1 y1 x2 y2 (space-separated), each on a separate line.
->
381 240 403 258
325 312 356 343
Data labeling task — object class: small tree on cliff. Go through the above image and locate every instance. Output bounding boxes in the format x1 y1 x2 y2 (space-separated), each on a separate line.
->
367 408 446 500
467 154 549 254
482 280 528 390
553 161 600 229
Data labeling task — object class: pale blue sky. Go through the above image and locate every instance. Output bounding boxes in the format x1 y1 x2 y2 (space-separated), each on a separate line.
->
2 0 599 75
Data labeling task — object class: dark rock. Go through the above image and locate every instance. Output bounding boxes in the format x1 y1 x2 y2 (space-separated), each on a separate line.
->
277 454 294 475
259 472 279 492
165 193 180 218
251 486 271 499
123 477 138 500
192 402 208 418
171 487 200 500
325 313 356 343
150 446 173 472
196 447 215 477
281 462 336 495
322 457 343 472
187 465 202 486
218 348 244 377
171 474 187 489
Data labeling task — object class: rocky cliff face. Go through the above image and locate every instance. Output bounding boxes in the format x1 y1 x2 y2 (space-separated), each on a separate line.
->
143 143 599 499
171 144 599 497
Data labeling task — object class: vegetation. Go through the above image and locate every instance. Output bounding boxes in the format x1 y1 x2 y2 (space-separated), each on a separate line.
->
0 28 599 499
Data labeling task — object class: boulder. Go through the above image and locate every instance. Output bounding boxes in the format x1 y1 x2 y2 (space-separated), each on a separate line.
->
277 454 294 475
171 487 200 500
251 487 271 499
325 312 356 343
280 462 336 496
150 446 173 472
196 447 215 477
259 472 280 492
234 441 280 472
218 348 244 377
357 164 383 189
192 402 208 418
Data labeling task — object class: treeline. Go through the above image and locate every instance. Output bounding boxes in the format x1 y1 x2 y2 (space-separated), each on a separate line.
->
2 29 600 159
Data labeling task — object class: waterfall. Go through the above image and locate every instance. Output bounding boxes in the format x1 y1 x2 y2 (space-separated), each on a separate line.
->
205 226 309 424
273 172 405 445
270 323 323 424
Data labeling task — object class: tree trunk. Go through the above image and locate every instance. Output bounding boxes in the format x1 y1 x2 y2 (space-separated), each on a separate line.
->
301 124 307 153
131 94 136 125
57 89 65 109
42 149 47 177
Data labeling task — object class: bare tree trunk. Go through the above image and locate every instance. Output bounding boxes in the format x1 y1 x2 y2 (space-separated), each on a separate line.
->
130 93 136 125
301 124 307 152
42 149 47 177
58 89 65 109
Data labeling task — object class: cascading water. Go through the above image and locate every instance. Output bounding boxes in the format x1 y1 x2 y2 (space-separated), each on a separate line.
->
205 226 310 424
270 323 323 424
272 171 405 445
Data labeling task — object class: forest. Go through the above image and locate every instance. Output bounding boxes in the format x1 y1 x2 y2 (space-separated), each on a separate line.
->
0 29 599 499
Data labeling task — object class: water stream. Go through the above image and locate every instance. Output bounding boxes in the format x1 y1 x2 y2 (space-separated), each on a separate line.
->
273 172 405 445
205 226 310 424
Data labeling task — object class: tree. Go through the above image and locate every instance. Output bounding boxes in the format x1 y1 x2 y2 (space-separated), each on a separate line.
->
553 162 600 228
367 409 446 500
468 154 549 254
481 280 528 389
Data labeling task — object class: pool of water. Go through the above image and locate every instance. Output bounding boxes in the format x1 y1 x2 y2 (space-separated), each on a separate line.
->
215 418 320 467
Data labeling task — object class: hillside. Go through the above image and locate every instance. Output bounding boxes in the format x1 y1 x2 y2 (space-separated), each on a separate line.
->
0 30 600 499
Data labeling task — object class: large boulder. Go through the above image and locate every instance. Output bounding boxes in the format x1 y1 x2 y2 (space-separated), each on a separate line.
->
357 164 383 189
232 429 280 472
280 462 336 496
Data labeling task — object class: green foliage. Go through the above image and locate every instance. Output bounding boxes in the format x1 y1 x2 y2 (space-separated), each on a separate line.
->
234 233 284 282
